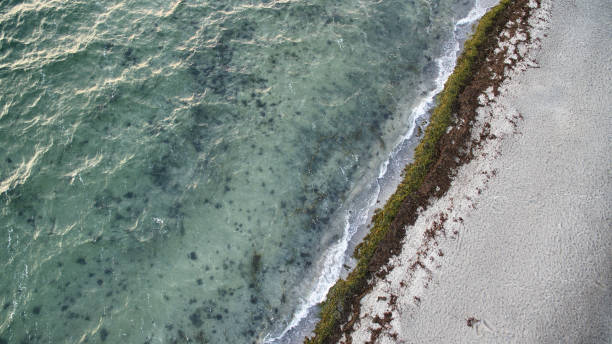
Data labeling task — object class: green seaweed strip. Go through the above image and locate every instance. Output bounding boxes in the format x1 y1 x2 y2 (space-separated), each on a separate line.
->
304 1 513 343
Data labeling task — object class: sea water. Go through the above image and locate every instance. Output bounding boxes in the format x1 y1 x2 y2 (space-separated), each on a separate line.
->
1 0 482 343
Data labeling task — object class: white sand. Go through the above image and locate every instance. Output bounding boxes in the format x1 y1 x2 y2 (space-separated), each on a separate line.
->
343 0 612 343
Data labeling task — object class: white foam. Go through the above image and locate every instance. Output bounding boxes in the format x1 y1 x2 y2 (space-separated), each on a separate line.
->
264 1 497 342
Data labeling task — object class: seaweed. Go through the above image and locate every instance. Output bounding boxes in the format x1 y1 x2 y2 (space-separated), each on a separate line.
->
304 1 530 342
100 328 109 341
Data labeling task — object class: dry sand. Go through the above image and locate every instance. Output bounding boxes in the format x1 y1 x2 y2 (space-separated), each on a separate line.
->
342 0 612 342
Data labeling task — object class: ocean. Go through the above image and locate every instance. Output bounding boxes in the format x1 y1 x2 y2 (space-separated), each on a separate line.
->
0 0 488 343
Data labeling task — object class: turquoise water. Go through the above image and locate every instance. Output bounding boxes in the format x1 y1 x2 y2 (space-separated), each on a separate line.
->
1 0 474 343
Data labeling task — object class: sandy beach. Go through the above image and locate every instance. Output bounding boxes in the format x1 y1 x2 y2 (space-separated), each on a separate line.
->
341 0 612 342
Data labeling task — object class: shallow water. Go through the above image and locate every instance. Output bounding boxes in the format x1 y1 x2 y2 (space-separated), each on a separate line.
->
1 0 474 343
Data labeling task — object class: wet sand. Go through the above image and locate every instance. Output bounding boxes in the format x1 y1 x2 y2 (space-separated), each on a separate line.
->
344 0 612 342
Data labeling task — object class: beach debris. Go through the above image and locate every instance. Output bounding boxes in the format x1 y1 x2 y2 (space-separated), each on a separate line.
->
466 316 480 327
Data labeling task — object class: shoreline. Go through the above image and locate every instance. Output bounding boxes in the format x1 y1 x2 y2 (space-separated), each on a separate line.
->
267 1 500 342
336 0 612 342
304 1 541 342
